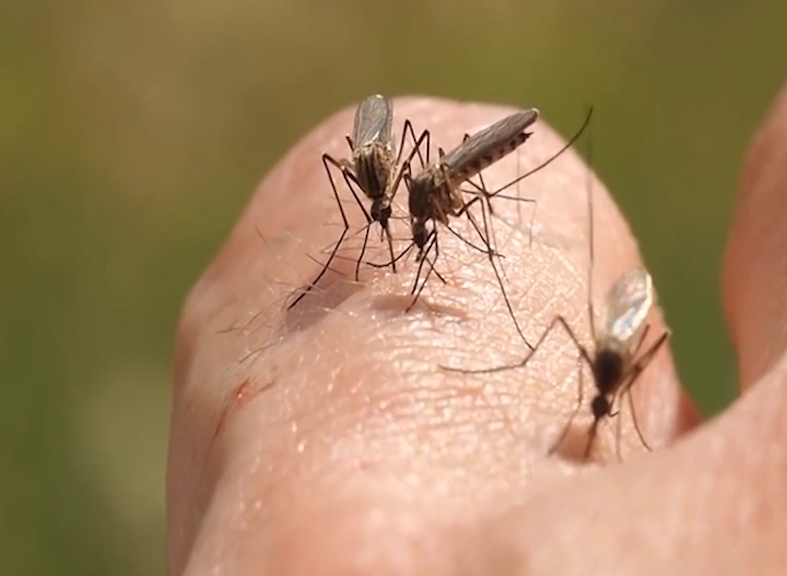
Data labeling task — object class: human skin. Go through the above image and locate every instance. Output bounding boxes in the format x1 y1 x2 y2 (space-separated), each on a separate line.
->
168 84 787 575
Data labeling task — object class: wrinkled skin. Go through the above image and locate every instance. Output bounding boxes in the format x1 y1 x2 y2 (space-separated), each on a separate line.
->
168 85 787 575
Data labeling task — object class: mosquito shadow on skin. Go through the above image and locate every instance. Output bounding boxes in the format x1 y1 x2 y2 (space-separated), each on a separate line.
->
282 274 365 332
369 292 469 321
549 422 597 464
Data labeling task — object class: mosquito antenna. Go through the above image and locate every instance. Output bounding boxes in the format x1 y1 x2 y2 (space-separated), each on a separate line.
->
516 134 523 223
585 106 597 341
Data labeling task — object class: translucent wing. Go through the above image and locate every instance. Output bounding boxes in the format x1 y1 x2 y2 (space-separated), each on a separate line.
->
602 268 654 346
440 109 539 183
352 94 394 150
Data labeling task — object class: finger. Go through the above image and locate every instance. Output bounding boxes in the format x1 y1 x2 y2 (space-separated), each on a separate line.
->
723 81 787 389
169 97 691 574
470 82 787 576
467 351 787 575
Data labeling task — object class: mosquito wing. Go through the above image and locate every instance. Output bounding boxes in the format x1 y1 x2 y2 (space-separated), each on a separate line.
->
352 94 394 151
602 268 654 346
440 108 539 184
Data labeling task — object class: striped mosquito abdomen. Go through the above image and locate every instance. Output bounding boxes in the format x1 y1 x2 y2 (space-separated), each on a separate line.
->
450 130 531 186
442 109 539 187
592 347 625 399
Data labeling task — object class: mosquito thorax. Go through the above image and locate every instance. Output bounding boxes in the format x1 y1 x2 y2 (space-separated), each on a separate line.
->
354 143 395 201
593 347 625 397
407 175 432 219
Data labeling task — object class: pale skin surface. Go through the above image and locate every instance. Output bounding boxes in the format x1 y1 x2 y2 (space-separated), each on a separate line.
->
168 84 787 575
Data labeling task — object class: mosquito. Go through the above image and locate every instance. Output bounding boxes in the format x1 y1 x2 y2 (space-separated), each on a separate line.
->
385 108 539 344
394 107 593 351
443 114 670 461
288 94 429 310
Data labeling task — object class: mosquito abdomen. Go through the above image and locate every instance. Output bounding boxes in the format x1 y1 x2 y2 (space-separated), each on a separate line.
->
451 132 532 185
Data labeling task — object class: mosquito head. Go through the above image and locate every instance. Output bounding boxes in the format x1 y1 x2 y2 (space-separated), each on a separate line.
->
371 200 392 229
591 393 611 422
412 218 431 261
593 346 625 398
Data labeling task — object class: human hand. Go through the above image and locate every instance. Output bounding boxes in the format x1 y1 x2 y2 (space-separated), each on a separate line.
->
168 86 787 575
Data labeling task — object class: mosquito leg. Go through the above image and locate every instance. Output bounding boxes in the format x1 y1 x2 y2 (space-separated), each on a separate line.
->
584 418 601 460
399 119 430 171
549 349 586 455
473 178 506 282
422 235 447 285
465 209 532 351
475 157 496 218
478 172 504 266
288 153 357 310
615 399 625 462
408 231 433 296
427 232 446 284
442 222 498 256
354 223 373 281
442 314 593 375
389 127 431 207
621 328 670 452
382 226 397 276
407 231 439 312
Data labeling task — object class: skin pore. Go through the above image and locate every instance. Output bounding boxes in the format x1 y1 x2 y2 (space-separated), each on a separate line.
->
169 86 787 575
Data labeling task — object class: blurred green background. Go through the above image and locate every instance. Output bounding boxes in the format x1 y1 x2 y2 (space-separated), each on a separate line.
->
1 0 785 573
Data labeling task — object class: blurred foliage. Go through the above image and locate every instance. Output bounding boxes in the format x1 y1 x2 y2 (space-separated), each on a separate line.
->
1 0 785 573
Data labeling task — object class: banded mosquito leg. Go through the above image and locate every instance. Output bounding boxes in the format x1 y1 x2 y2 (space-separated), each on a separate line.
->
287 153 371 310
